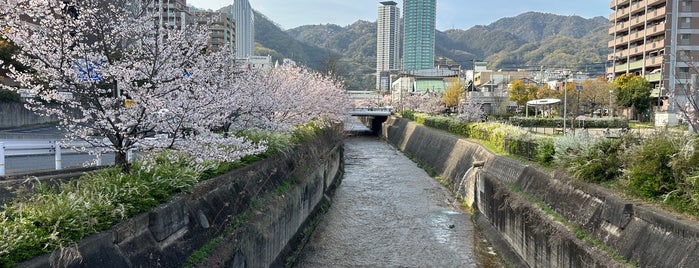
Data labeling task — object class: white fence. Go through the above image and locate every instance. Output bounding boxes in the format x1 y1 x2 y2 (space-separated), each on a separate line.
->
0 140 117 176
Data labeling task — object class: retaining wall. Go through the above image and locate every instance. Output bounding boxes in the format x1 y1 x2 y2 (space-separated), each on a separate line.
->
383 117 699 267
0 102 57 129
19 129 343 267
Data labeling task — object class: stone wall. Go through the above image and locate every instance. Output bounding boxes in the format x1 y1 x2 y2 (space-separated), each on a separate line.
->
0 102 57 129
20 129 343 267
383 117 699 267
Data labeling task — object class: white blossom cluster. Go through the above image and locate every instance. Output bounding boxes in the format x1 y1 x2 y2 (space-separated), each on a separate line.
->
0 0 349 171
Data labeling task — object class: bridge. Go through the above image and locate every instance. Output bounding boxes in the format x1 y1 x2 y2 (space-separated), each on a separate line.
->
348 107 394 135
348 107 394 116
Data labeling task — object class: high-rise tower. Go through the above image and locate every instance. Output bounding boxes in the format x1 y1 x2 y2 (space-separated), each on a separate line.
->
231 0 254 59
376 1 401 90
402 0 436 71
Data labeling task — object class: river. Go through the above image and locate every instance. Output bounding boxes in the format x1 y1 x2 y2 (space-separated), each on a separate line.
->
294 135 501 267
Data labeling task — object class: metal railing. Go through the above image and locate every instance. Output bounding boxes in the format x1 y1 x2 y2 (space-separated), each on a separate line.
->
0 140 113 176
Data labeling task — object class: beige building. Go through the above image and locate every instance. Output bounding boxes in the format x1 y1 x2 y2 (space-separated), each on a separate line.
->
142 0 189 30
608 0 699 125
192 10 235 53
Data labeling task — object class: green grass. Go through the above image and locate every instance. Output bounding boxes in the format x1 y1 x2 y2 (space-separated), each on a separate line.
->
629 122 653 129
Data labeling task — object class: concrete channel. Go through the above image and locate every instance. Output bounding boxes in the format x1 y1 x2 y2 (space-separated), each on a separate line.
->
294 134 501 267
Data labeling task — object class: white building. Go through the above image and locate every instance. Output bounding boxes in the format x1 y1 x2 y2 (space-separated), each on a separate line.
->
376 1 401 91
230 0 254 59
239 55 273 72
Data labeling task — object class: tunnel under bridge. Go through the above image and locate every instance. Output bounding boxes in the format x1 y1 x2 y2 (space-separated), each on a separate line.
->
348 108 393 135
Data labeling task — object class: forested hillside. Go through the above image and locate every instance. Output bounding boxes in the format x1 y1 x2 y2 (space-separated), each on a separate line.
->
251 10 610 90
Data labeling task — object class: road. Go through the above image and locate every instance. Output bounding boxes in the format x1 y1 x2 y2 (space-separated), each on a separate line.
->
0 125 114 175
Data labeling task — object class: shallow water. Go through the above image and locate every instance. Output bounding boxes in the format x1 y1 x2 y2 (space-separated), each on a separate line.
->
295 136 501 267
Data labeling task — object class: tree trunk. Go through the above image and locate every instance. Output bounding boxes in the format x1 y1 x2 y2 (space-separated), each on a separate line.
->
114 151 131 173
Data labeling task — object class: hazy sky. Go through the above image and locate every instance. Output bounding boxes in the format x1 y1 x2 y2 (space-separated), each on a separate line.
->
191 0 612 31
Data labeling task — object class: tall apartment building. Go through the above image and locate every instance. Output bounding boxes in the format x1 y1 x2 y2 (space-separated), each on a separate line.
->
192 10 235 53
230 0 254 59
402 0 436 71
142 0 189 30
608 0 699 124
376 1 401 90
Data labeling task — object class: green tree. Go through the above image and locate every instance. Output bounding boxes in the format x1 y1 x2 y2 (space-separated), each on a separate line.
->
613 74 652 120
507 80 538 106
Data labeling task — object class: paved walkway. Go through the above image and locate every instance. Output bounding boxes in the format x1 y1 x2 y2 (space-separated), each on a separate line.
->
295 137 477 267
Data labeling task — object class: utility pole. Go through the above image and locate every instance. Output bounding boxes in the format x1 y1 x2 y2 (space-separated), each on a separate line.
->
563 70 571 135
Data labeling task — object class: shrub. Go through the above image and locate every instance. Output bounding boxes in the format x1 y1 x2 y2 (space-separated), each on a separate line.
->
401 110 416 121
448 120 471 137
551 134 591 167
623 133 677 199
535 138 555 166
509 116 629 128
424 116 451 131
567 138 624 183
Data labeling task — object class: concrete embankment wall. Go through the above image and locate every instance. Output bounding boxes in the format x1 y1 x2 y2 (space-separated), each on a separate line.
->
0 102 57 129
20 129 343 267
383 117 699 267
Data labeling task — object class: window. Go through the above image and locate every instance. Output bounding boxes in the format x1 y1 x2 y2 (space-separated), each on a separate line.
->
679 67 690 79
679 50 691 61
682 1 692 12
680 34 691 45
681 17 691 29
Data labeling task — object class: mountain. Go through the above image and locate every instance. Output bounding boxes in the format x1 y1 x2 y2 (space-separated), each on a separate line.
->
240 10 611 89
279 12 611 89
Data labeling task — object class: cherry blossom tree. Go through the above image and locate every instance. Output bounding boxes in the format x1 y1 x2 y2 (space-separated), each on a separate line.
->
222 64 349 132
457 95 485 122
352 92 389 110
0 0 265 172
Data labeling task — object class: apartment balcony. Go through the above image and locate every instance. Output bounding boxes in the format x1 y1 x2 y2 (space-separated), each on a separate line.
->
647 6 666 20
611 63 629 73
609 21 630 35
629 0 647 14
644 39 665 51
629 30 645 43
609 7 630 22
645 72 662 82
647 0 665 7
629 45 645 57
609 36 626 49
629 15 646 28
629 59 645 70
611 0 631 9
609 50 625 61
644 24 664 37
645 56 662 67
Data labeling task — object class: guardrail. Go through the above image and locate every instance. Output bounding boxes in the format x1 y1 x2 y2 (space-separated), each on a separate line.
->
0 140 117 176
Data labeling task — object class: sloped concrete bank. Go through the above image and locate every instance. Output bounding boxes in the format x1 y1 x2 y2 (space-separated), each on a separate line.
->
382 117 699 267
20 129 343 267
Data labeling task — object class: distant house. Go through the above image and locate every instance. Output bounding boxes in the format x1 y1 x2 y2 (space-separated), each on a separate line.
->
390 68 458 104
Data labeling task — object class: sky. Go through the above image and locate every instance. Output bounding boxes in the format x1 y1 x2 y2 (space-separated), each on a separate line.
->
191 0 612 31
